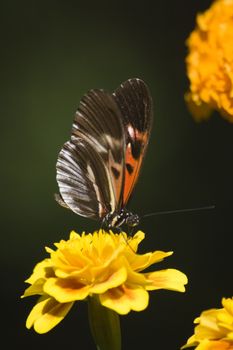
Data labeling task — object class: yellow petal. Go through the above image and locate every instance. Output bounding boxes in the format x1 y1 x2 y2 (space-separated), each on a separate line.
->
148 251 173 264
25 259 53 285
145 269 188 292
22 278 45 298
43 277 90 302
132 251 173 272
127 231 145 251
196 309 225 339
90 266 127 294
26 296 73 334
222 298 233 316
54 264 90 279
99 284 149 315
181 336 198 349
69 230 81 240
124 260 148 285
128 252 154 271
196 340 233 350
218 313 233 331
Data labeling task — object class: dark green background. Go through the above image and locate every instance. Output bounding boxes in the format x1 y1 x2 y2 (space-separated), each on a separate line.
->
2 1 232 349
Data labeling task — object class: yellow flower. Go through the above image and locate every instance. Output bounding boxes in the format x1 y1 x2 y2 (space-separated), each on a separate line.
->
22 230 188 334
185 0 233 122
182 297 233 350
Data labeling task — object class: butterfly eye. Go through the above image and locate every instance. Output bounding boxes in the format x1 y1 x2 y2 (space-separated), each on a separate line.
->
126 214 140 227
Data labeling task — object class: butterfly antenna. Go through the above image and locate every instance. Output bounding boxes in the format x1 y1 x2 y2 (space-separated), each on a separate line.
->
142 205 215 219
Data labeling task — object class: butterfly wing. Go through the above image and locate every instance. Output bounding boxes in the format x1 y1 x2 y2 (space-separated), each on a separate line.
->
113 78 153 206
56 89 126 219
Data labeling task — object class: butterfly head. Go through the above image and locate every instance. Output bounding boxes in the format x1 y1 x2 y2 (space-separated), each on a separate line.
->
125 212 140 227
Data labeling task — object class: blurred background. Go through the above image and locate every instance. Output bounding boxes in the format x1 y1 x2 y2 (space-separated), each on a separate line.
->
1 0 232 349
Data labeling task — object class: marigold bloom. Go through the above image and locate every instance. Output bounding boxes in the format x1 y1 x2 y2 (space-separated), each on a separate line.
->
185 0 233 122
182 297 233 350
22 230 188 334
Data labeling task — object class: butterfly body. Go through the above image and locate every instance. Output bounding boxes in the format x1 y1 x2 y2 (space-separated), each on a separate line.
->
56 78 153 229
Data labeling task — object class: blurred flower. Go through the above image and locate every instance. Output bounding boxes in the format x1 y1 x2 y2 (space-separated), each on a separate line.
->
182 297 233 350
22 230 188 334
185 0 233 122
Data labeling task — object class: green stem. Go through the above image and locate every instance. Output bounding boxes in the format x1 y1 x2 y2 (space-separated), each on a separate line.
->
87 295 121 350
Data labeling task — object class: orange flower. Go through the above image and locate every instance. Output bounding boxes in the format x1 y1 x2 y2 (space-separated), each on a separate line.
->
185 0 233 122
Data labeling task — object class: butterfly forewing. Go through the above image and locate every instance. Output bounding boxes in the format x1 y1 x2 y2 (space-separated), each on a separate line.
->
73 89 127 207
56 90 126 219
113 78 153 206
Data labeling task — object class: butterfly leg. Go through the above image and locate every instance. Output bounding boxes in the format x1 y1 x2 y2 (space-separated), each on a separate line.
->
127 225 136 237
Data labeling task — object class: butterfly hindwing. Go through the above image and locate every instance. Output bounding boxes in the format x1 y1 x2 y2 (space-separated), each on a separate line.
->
113 78 153 206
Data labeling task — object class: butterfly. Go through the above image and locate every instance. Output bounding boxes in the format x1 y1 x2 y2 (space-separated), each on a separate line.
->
55 78 153 229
